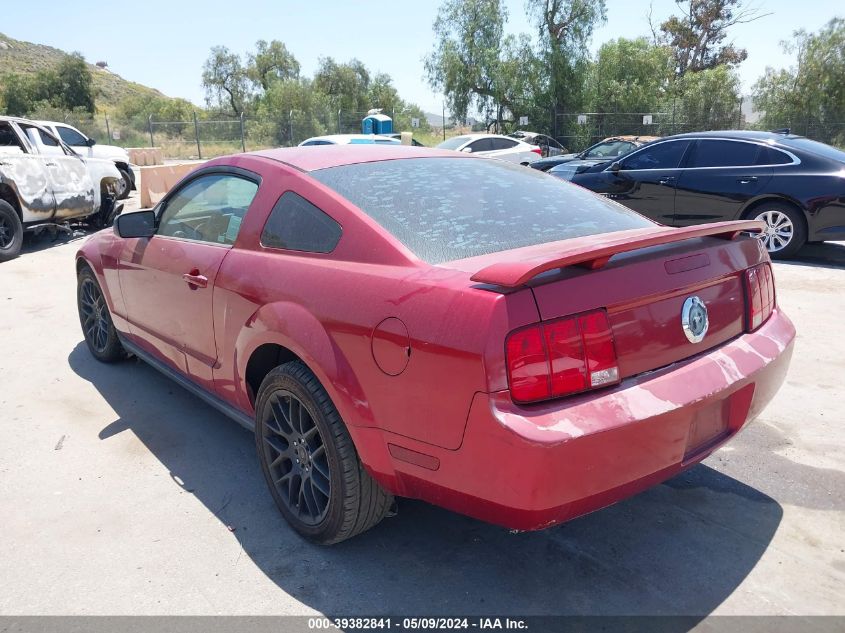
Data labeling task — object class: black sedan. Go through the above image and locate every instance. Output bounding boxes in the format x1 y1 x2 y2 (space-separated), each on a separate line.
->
554 130 845 258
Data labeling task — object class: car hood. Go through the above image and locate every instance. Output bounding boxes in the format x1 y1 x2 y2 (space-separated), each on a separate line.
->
548 158 611 180
91 144 130 162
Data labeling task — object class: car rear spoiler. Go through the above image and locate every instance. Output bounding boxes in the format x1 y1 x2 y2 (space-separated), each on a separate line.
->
470 220 765 288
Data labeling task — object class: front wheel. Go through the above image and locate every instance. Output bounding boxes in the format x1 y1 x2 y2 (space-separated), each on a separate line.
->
255 361 392 544
117 168 132 200
750 203 806 259
0 200 23 262
77 267 126 362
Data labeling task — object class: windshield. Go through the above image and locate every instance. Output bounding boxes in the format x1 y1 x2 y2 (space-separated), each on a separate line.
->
437 136 471 150
311 157 652 264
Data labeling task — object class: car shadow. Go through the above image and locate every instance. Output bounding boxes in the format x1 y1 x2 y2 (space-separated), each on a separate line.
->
68 342 783 622
783 240 845 269
20 225 96 255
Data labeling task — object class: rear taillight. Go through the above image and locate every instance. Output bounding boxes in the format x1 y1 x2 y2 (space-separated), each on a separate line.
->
531 147 542 155
744 263 776 331
506 309 619 403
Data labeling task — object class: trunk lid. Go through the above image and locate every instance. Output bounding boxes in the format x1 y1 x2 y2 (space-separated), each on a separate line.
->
462 221 767 382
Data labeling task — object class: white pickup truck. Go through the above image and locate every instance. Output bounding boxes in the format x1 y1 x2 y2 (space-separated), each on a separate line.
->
0 116 122 261
36 120 135 199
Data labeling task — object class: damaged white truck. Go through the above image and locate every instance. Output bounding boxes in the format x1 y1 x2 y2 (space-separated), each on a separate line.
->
0 116 122 262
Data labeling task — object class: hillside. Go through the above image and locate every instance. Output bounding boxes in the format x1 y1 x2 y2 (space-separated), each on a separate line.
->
0 32 170 109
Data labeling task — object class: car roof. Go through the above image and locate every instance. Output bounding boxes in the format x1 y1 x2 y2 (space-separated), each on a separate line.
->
250 145 464 172
299 134 400 145
661 130 803 142
600 135 661 143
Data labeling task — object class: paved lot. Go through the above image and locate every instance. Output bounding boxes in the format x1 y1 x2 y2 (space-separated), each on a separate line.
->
1 203 843 618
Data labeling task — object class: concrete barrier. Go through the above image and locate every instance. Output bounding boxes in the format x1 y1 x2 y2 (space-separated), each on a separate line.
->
127 148 164 166
139 162 205 207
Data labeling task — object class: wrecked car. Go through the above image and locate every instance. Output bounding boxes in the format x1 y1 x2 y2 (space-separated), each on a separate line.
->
0 116 121 261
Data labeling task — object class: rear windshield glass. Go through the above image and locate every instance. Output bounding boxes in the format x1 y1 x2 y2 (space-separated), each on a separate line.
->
311 157 652 264
436 136 471 150
780 137 845 163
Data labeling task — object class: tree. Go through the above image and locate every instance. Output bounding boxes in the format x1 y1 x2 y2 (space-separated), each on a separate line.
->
525 0 607 131
0 53 95 116
657 0 766 76
753 18 845 144
53 53 96 113
667 64 742 131
202 46 250 116
425 0 508 123
314 57 371 113
585 38 674 113
247 40 300 91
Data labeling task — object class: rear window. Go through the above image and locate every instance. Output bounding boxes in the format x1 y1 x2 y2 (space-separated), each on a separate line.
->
437 136 471 150
780 137 845 163
311 157 652 264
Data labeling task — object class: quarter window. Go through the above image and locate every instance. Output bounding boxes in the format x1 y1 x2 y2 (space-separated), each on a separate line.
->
261 191 341 253
622 140 691 170
158 173 258 245
758 146 793 165
688 140 761 168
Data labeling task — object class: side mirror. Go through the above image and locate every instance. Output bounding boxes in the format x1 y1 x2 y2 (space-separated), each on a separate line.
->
114 209 155 238
86 138 96 147
460 146 473 153
610 161 622 172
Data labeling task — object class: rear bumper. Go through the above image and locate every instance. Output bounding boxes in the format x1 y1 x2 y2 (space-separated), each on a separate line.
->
356 309 795 531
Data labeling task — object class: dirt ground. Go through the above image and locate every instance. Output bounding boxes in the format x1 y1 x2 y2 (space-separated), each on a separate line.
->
0 197 843 619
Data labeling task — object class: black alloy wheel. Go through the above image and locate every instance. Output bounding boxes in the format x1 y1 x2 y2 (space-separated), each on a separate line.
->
76 267 125 362
260 389 332 526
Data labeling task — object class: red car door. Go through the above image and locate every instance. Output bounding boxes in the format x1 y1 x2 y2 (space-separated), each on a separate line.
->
117 170 259 390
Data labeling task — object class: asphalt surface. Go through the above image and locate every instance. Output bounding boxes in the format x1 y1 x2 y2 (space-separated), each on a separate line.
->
0 199 843 619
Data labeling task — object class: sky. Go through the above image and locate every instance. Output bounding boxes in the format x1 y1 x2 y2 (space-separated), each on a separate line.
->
2 0 842 115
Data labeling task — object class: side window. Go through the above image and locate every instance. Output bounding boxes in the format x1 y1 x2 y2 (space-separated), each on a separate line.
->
586 141 624 158
21 125 68 155
261 191 342 253
467 138 493 152
758 146 793 165
158 173 259 245
622 140 691 170
490 138 518 150
57 126 88 146
38 130 60 147
0 122 27 153
688 140 761 168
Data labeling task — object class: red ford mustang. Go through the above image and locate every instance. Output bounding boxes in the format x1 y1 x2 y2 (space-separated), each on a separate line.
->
76 146 795 544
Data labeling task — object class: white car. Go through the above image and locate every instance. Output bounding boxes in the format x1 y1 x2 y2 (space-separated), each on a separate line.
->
0 116 122 261
436 134 541 164
299 134 401 146
36 121 135 199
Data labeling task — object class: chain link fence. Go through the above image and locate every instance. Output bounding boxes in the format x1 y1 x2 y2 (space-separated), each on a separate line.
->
53 107 844 161
53 108 438 161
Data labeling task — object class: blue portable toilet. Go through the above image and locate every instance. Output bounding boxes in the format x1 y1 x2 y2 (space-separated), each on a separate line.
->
362 111 393 135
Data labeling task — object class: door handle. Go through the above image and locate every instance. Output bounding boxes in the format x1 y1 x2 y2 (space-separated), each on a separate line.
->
44 161 58 167
737 176 758 184
659 176 675 185
182 269 208 288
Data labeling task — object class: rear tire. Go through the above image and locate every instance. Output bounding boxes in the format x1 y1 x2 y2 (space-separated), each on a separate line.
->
0 200 23 262
747 202 806 259
255 361 392 544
